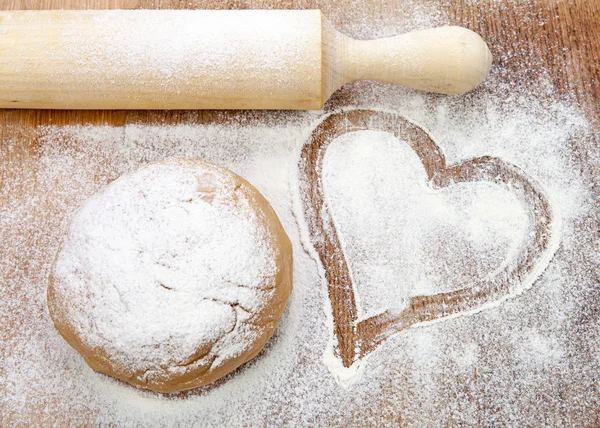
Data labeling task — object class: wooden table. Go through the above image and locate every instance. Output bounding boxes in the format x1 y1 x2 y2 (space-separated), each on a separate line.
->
1 0 599 426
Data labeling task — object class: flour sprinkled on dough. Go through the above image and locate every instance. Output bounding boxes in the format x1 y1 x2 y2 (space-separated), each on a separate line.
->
48 158 292 392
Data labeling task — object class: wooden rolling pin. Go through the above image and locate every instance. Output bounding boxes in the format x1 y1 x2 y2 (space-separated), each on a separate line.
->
0 10 492 110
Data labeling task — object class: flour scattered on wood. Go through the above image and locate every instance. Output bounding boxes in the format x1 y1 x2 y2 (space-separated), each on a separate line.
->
23 10 320 108
323 130 531 313
1 7 599 428
65 10 313 81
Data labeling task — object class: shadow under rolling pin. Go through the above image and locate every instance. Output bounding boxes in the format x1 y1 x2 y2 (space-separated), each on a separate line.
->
0 10 492 110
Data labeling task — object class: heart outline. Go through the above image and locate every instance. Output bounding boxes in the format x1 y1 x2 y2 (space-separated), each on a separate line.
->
298 109 561 369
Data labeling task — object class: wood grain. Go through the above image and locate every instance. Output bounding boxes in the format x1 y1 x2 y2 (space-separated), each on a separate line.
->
1 0 599 426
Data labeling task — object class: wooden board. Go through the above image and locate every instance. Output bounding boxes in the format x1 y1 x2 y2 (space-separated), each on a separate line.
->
2 0 599 426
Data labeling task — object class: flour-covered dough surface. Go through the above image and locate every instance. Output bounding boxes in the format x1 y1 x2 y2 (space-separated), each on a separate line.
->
47 158 293 393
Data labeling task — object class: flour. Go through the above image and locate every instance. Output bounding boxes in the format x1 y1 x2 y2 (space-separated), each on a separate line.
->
323 130 531 305
64 10 313 81
49 159 284 389
5 9 319 109
2 6 600 428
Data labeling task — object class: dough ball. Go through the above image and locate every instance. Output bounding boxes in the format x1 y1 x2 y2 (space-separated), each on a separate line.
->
48 158 293 393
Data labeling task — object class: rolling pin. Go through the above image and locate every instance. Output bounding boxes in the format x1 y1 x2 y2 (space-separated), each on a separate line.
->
0 10 492 110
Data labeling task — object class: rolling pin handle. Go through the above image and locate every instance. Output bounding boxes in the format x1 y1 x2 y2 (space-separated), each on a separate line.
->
341 26 493 95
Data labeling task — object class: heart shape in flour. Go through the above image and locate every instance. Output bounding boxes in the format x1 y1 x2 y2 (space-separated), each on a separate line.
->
297 110 560 377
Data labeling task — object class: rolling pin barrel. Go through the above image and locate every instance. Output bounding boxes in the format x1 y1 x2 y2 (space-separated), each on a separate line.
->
0 10 492 110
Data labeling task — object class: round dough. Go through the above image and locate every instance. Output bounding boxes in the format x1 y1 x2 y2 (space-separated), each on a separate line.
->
48 158 292 393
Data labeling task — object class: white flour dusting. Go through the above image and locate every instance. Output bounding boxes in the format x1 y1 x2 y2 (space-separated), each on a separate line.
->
1 85 596 426
1 6 600 428
49 159 283 389
64 10 316 84
323 130 530 311
6 10 321 108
